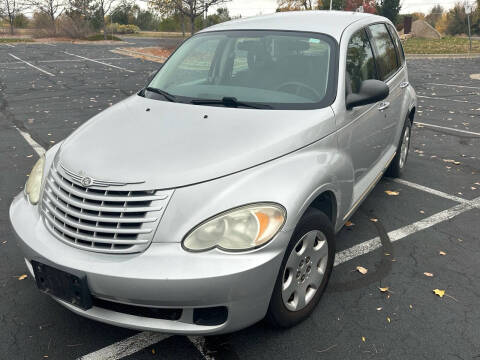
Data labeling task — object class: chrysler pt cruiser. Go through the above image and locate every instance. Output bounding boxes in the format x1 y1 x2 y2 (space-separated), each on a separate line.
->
10 11 416 334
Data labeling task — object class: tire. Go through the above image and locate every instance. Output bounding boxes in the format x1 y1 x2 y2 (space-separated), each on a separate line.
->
266 208 335 328
386 118 412 178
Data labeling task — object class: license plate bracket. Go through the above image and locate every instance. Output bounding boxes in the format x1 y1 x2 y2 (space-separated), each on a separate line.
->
31 261 92 310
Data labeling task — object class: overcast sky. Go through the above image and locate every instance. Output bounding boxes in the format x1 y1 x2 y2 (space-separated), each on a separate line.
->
214 0 471 18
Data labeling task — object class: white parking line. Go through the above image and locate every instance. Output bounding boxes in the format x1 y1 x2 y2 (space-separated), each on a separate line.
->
8 53 55 77
417 95 469 103
64 51 135 72
426 83 480 90
15 127 45 156
77 332 171 360
0 58 131 66
3 43 15 48
39 57 127 63
389 178 470 204
334 197 480 266
415 122 480 137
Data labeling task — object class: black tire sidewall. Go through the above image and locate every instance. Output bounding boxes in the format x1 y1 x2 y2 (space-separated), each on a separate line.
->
267 208 335 328
387 119 412 178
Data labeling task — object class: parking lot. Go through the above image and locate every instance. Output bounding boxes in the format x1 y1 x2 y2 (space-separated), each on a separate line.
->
1 38 479 359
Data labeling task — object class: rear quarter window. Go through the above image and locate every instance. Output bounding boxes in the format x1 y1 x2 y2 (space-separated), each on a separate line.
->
387 23 405 66
368 23 399 81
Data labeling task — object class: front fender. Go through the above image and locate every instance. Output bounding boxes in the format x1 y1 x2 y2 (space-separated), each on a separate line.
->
153 132 352 244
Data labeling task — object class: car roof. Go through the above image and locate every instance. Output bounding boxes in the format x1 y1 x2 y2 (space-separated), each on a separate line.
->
200 11 386 41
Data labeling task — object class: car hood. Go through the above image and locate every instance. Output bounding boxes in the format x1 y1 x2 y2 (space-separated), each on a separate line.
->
57 95 335 189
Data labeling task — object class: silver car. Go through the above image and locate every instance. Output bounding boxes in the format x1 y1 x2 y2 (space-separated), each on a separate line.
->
10 11 416 335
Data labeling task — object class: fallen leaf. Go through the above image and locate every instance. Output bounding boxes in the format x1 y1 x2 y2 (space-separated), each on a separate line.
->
439 251 447 256
433 289 445 298
18 274 28 280
387 317 391 323
443 159 461 165
379 287 389 292
356 266 368 275
362 336 366 342
424 272 434 277
385 190 399 196
345 221 354 227
370 218 378 222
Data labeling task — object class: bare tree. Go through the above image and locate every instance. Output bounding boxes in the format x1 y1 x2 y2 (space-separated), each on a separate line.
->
94 0 116 39
151 0 230 35
28 0 65 35
277 0 315 10
0 0 26 35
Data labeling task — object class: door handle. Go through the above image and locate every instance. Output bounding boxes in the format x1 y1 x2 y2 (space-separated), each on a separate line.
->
378 101 390 111
400 81 409 88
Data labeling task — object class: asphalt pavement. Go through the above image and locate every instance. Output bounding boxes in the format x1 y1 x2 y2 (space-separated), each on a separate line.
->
0 39 479 360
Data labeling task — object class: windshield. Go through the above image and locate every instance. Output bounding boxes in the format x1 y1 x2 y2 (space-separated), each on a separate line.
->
147 30 337 110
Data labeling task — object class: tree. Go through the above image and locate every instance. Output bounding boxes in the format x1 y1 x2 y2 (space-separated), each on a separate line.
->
445 2 467 35
345 0 376 13
28 0 65 35
150 0 231 34
94 0 117 39
0 0 27 35
277 0 315 10
111 0 137 24
471 0 480 35
150 0 186 35
376 0 401 24
317 0 344 10
425 4 444 28
63 0 96 37
13 12 29 27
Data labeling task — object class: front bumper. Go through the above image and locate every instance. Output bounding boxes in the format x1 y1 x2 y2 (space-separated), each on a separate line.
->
9 193 291 335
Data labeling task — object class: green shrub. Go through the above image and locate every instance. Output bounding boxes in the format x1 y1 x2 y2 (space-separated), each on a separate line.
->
106 23 140 34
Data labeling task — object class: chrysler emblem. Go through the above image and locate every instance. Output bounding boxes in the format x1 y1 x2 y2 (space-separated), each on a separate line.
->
60 164 144 188
81 177 93 187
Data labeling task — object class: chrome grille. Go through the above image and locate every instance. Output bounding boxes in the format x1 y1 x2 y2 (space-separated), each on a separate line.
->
41 166 172 254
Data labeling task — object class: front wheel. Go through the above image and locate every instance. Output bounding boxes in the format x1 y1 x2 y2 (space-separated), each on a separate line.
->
266 208 335 328
386 119 412 178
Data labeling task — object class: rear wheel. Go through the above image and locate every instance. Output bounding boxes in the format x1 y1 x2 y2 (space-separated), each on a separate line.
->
386 118 412 178
266 208 335 328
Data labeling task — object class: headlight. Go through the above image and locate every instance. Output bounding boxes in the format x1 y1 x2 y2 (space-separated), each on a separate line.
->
183 203 286 252
25 156 45 205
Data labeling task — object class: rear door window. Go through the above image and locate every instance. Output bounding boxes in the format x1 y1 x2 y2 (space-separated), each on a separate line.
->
346 29 377 94
368 23 399 81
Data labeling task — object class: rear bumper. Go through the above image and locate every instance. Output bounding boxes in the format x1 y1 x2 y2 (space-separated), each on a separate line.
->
10 193 291 335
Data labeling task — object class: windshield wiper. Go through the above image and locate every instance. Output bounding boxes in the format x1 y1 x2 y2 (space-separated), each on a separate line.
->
191 97 272 109
145 87 177 102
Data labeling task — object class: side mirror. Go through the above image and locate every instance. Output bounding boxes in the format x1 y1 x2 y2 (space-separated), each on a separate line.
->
346 79 389 110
